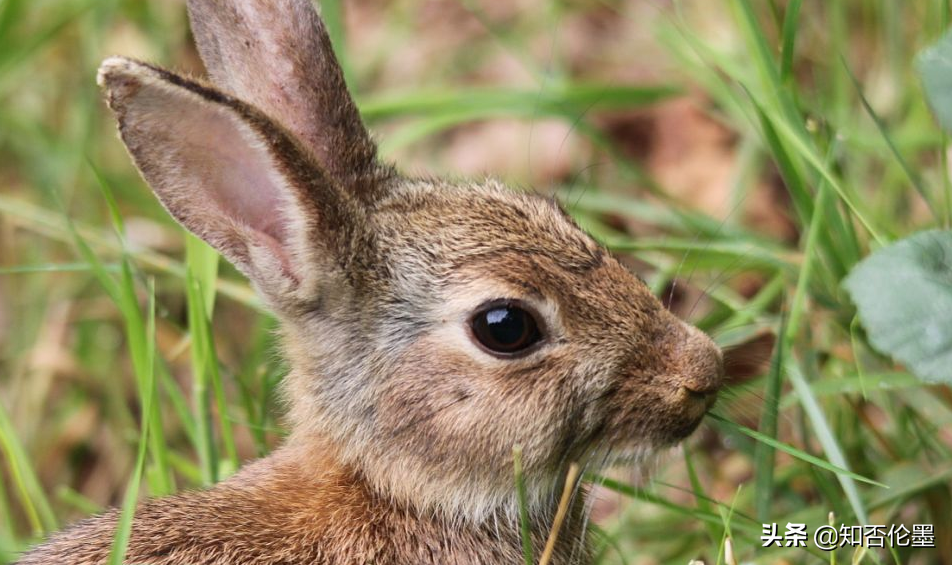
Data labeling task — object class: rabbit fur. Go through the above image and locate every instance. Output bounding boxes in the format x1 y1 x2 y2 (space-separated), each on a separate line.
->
17 0 723 563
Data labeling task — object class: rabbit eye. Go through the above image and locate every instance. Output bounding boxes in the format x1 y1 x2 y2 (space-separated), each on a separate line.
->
470 301 543 357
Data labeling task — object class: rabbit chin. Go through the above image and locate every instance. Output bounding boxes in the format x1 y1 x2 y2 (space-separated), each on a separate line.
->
593 416 708 466
649 411 710 449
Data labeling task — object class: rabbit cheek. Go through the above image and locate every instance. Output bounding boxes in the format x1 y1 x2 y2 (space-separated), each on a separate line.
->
380 340 547 461
373 337 574 502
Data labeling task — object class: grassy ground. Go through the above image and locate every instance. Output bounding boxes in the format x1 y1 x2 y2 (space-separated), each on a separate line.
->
1 0 951 563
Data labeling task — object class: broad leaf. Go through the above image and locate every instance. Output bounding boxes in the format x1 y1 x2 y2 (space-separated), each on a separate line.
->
844 230 952 384
919 30 952 132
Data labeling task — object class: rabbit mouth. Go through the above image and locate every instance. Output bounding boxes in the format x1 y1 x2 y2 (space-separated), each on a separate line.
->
669 412 708 442
665 391 716 443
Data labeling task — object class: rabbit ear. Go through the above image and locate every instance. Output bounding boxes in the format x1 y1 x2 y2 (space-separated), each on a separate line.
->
185 0 382 198
98 57 362 306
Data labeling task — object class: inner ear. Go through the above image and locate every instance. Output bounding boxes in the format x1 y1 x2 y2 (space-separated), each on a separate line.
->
176 92 291 247
98 57 361 305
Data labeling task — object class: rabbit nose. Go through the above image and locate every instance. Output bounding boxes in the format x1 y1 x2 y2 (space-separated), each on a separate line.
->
681 383 719 412
683 381 719 399
674 323 724 397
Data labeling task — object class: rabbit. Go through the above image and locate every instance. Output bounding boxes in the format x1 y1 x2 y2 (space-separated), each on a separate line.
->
16 0 723 563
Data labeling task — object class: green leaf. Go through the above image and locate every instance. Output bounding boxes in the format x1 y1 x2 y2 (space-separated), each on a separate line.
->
919 30 952 133
844 230 952 384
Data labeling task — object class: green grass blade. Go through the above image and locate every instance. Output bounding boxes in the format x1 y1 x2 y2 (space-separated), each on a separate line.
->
709 414 886 488
186 235 220 485
0 195 262 310
841 57 939 223
373 84 678 155
0 262 120 274
185 233 239 479
558 187 763 241
117 260 173 496
607 237 793 272
63 194 170 496
55 486 102 517
721 272 783 331
753 305 786 523
866 462 952 511
778 372 921 409
107 279 157 565
360 84 678 122
683 446 721 547
512 446 534 565
787 362 869 523
209 358 238 474
774 159 870 519
0 400 58 536
65 215 120 304
731 0 782 89
747 88 812 226
730 0 806 132
756 100 888 245
0 0 25 41
65 176 175 496
589 523 630 565
592 475 763 538
786 163 831 346
715 486 741 565
828 0 849 122
779 0 802 83
0 480 15 547
86 158 125 241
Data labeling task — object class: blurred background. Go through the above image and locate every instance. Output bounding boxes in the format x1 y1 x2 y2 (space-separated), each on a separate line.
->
1 0 951 563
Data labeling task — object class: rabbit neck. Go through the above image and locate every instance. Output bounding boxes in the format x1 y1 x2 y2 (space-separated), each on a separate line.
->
277 434 594 564
21 439 591 565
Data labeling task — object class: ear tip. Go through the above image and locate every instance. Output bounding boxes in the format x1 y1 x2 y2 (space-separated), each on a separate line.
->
97 56 132 86
96 57 160 98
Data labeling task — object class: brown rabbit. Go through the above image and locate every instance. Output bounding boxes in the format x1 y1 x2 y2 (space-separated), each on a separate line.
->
17 1 723 563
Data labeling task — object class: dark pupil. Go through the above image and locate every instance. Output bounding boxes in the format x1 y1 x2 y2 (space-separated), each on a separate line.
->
473 306 539 354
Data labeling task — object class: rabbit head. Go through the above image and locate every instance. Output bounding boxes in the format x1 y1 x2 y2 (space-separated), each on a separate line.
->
97 0 722 523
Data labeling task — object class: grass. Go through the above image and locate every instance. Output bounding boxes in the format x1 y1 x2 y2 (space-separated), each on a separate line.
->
1 0 950 563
